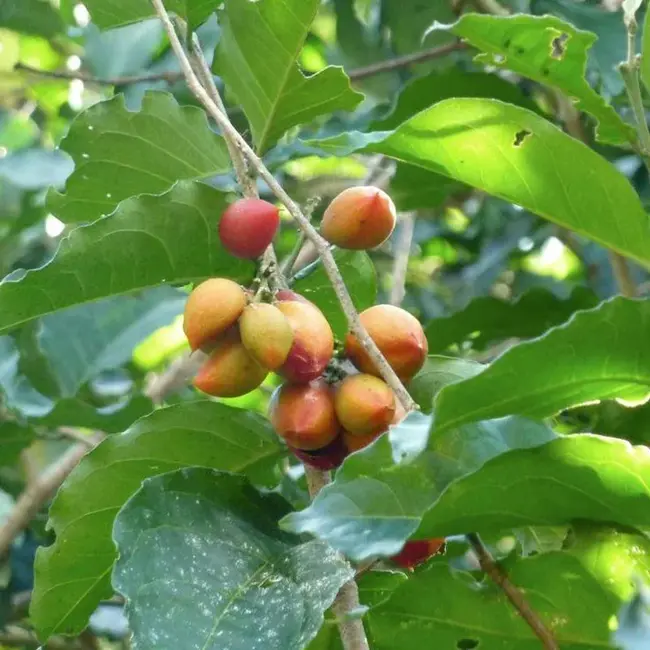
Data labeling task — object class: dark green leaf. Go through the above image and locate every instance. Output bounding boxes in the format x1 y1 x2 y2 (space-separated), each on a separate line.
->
432 13 634 146
68 0 182 29
367 554 617 649
0 0 65 37
48 92 231 223
113 468 353 650
375 70 542 131
389 163 463 212
35 287 185 397
31 401 285 640
371 99 650 266
0 422 34 466
0 182 253 335
571 399 650 446
434 297 650 432
425 287 599 353
293 250 377 339
214 0 363 153
415 435 650 538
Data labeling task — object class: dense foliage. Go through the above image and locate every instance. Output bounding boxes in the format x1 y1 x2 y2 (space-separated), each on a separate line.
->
1 0 650 648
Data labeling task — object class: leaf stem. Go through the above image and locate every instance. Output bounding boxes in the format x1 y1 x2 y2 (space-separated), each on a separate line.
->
619 16 650 169
466 534 559 650
150 0 416 414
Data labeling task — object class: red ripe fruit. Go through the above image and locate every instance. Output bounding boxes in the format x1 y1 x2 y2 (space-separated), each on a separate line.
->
218 198 280 259
390 539 446 569
321 186 397 250
289 435 347 471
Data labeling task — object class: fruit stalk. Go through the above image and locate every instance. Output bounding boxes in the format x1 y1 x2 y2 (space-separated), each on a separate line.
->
152 0 415 413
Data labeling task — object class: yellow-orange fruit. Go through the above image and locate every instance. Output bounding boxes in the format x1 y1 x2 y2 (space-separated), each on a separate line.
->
269 380 339 450
194 330 268 398
335 374 396 436
239 303 294 370
345 305 427 381
321 186 396 250
343 429 383 453
183 278 247 351
276 299 334 383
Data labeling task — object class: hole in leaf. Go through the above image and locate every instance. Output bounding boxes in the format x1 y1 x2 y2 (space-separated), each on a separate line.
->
457 640 480 649
513 129 531 147
551 33 569 59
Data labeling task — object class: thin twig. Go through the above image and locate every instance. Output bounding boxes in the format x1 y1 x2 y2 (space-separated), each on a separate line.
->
151 0 415 413
15 43 463 89
144 350 204 403
15 62 184 86
348 41 465 80
389 213 415 307
0 437 103 559
467 534 559 650
619 15 650 167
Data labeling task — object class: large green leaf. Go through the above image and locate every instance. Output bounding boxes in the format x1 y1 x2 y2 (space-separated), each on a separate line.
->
34 287 185 397
0 0 65 37
367 554 617 649
48 92 231 223
113 468 353 650
375 69 541 131
214 0 363 153
432 13 634 146
371 99 650 266
434 297 650 432
0 182 253 335
415 435 650 538
426 286 599 353
281 358 556 561
31 401 285 640
62 0 213 29
293 250 377 339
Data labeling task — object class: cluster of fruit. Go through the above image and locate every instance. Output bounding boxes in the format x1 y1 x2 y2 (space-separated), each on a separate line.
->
182 186 444 568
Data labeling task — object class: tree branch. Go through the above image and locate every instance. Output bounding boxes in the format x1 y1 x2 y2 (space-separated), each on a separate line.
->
0 436 103 559
467 534 559 649
347 41 464 80
304 466 369 650
151 0 416 413
15 62 184 86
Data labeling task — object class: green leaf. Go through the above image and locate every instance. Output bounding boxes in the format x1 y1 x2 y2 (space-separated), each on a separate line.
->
281 359 556 562
389 164 463 212
113 468 353 650
371 98 650 267
426 287 599 353
432 13 634 146
367 554 617 649
566 525 650 601
0 422 34 466
293 250 377 339
375 69 542 131
572 399 650 446
434 297 650 432
0 0 65 37
34 287 185 397
48 92 231 223
415 435 650 539
62 0 164 28
0 182 253 335
31 401 285 640
214 0 363 153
